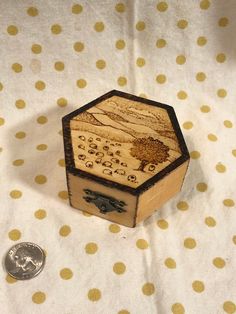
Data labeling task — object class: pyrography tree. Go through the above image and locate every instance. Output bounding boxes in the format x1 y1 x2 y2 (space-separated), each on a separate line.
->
130 137 170 172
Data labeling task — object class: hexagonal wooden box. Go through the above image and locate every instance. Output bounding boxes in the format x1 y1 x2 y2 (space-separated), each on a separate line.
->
62 90 189 227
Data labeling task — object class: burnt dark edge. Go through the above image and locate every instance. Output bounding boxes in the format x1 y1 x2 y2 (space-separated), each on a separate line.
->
62 89 190 197
133 194 139 227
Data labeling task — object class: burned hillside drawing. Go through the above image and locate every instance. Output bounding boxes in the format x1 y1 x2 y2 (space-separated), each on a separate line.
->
70 96 181 188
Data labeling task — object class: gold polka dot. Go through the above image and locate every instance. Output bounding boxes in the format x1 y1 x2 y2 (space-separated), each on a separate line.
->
60 268 73 280
177 19 188 29
35 175 47 184
157 219 168 229
85 243 98 254
136 21 146 31
196 72 206 82
8 229 21 241
165 258 176 269
197 36 207 46
83 211 92 217
215 162 226 173
190 151 201 159
12 159 24 166
57 97 68 107
88 288 101 301
177 201 189 211
177 91 187 100
31 44 42 54
200 0 210 10
37 116 48 124
184 238 196 249
219 17 229 27
223 199 235 207
115 3 125 13
216 53 226 63
224 120 233 128
113 262 126 275
176 55 186 65
213 257 225 268
142 283 155 296
15 131 26 139
109 224 120 233
7 25 18 35
74 42 84 52
200 105 210 112
36 144 47 151
205 216 216 227
12 63 23 73
196 182 208 192
34 209 47 219
6 274 17 284
157 1 168 12
59 225 71 237
192 280 205 293
58 190 68 200
217 89 227 98
136 57 146 67
232 236 236 245
51 24 62 35
32 291 46 304
136 239 149 249
232 149 236 157
15 99 26 109
0 117 5 126
77 79 87 88
183 121 193 130
58 159 65 167
116 39 126 49
118 311 130 314
10 190 22 199
54 61 64 71
27 7 38 17
94 22 105 32
156 39 166 48
96 59 106 70
156 74 166 84
208 133 217 141
72 4 83 14
172 303 185 314
0 82 3 91
118 76 127 86
35 81 46 91
223 301 236 314
139 93 147 98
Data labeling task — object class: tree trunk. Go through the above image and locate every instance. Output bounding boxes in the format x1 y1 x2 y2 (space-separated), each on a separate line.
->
136 160 148 172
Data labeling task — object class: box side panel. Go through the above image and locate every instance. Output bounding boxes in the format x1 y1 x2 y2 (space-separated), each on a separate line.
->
68 172 137 227
135 160 189 224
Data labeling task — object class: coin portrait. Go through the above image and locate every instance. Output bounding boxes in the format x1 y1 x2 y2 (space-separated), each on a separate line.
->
4 242 46 280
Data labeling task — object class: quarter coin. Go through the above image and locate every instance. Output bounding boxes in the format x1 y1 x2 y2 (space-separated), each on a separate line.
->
4 242 46 280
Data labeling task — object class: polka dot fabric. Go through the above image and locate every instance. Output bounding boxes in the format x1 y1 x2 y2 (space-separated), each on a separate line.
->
1 1 236 313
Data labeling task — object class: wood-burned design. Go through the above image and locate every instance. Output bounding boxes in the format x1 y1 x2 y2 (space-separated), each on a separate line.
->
70 95 181 188
62 90 190 227
83 189 127 214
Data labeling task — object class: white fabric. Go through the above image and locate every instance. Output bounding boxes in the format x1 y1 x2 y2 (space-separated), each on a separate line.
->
1 1 236 313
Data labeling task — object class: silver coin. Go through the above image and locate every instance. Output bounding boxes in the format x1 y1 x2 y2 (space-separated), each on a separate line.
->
4 242 46 280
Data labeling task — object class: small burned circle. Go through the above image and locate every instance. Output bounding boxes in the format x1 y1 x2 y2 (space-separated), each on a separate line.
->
103 169 112 175
78 154 86 160
78 135 85 141
88 149 95 154
115 169 125 175
102 161 112 168
85 161 93 168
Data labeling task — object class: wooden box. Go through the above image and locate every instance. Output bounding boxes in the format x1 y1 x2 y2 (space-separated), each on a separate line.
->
62 90 189 227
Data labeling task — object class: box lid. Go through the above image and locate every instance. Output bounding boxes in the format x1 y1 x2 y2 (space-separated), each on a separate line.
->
62 90 189 195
